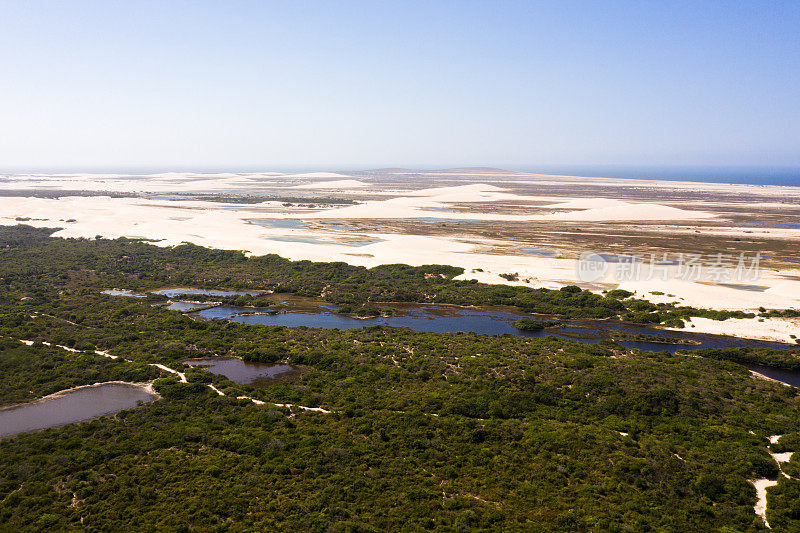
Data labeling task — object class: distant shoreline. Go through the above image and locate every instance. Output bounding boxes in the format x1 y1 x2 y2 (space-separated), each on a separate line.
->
2 165 799 187
512 165 800 187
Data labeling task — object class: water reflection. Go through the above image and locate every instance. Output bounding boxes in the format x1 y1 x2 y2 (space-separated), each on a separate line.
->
162 301 212 312
194 304 793 354
746 365 800 387
0 383 158 438
183 358 299 385
152 288 263 297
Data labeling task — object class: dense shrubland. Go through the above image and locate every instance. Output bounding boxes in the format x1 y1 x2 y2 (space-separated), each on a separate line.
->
1 225 800 530
0 225 764 324
0 339 160 406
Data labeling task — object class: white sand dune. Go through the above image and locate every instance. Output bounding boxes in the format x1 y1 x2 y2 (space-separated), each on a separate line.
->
545 203 715 221
668 316 800 344
298 184 715 222
0 172 280 193
542 198 628 209
1 176 799 346
284 172 353 179
404 184 506 196
292 179 367 189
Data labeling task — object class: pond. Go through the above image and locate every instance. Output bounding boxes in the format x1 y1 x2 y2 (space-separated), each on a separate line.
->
151 288 263 297
195 305 800 387
268 236 382 247
183 358 300 385
0 383 158 438
194 304 794 354
586 253 641 263
268 235 335 245
162 301 214 312
717 283 770 292
189 305 800 387
520 247 558 257
732 222 800 230
249 219 309 230
747 365 800 388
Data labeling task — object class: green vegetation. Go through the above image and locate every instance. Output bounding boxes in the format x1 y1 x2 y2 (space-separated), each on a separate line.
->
0 225 766 325
690 347 800 372
607 332 702 346
1 225 800 530
760 309 800 318
605 289 634 299
512 318 561 331
334 304 394 317
0 339 161 406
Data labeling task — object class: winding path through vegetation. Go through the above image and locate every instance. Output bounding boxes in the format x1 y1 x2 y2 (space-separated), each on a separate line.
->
10 337 331 416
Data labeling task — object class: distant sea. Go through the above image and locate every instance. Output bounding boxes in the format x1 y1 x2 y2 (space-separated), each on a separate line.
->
4 164 799 187
517 166 800 187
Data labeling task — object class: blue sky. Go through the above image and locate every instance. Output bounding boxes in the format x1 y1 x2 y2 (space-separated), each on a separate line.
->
1 1 798 170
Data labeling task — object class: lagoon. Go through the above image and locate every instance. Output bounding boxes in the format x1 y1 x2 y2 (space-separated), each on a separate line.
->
152 288 263 297
194 304 793 354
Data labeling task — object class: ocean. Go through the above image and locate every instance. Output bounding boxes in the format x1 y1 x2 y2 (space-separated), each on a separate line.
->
516 165 800 187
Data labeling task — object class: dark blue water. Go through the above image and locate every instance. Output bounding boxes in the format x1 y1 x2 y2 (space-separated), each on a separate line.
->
747 365 800 387
185 304 800 387
200 305 543 336
517 166 800 187
195 305 793 354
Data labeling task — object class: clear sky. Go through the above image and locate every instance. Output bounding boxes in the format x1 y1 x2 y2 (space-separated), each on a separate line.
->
1 1 799 171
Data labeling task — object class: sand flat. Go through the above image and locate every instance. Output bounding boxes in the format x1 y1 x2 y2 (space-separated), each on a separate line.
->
2 169 799 344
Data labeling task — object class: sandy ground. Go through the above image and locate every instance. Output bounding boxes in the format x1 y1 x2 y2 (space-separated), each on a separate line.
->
4 336 330 437
749 434 799 529
670 317 800 344
1 171 798 343
0 170 355 193
751 478 778 528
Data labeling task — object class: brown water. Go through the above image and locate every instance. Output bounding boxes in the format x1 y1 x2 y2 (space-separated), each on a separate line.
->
0 383 158 438
183 358 299 385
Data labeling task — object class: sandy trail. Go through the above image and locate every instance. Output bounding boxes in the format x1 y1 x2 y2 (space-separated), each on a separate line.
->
150 364 187 383
13 338 330 413
750 434 799 528
0 380 159 413
752 478 778 528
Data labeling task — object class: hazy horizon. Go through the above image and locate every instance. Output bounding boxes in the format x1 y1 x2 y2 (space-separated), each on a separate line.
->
2 1 799 170
2 164 799 186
